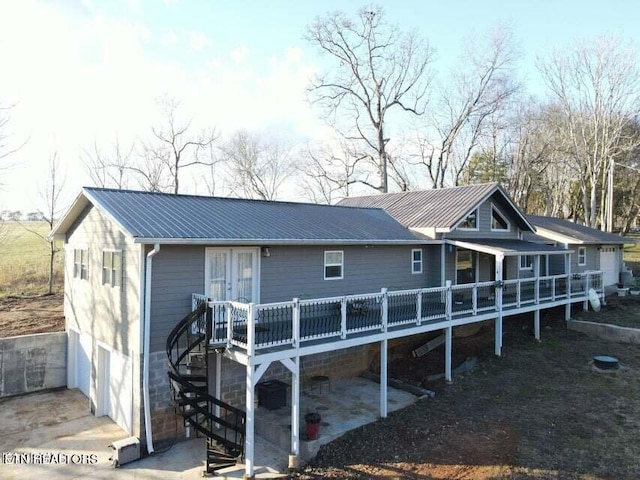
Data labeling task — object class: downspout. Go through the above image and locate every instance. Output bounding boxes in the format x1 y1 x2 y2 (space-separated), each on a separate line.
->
143 243 161 454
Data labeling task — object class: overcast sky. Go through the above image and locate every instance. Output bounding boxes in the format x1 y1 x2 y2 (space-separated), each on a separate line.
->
0 0 638 213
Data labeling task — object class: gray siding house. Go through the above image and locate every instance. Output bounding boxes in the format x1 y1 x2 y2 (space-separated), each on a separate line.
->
51 183 607 477
525 215 631 287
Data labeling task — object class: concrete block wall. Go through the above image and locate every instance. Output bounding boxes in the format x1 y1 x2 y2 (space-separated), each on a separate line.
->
147 350 185 443
218 345 374 410
0 332 66 397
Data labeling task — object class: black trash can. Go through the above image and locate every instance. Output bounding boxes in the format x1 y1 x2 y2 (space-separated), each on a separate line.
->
256 380 288 410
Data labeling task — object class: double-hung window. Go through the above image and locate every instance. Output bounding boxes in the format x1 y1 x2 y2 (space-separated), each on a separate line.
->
102 251 122 287
411 249 423 274
73 249 89 280
578 247 586 266
520 255 533 270
324 251 343 280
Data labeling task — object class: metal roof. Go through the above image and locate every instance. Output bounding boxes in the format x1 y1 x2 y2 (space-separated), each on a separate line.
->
338 183 533 231
449 238 571 256
527 215 631 245
53 188 432 244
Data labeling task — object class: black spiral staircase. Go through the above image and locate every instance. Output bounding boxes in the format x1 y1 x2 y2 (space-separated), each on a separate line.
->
166 301 246 474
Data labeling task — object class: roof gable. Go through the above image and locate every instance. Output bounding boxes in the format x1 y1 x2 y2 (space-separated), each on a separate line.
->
338 183 534 232
52 188 430 245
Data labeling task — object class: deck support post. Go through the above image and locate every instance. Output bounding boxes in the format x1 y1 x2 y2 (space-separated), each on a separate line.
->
495 254 504 356
445 326 453 383
289 355 300 468
245 362 255 480
534 310 540 341
380 338 388 418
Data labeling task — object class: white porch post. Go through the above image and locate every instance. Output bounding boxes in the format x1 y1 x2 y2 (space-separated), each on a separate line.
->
495 254 504 356
380 338 388 418
534 255 540 341
245 362 255 479
445 326 453 383
289 355 300 468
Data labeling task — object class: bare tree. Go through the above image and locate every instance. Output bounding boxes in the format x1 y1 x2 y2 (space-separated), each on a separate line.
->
305 5 434 193
144 96 217 194
222 130 295 201
22 152 65 294
415 26 519 188
82 138 134 189
538 36 640 229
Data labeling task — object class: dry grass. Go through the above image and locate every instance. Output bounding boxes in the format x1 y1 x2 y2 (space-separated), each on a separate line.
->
0 222 64 297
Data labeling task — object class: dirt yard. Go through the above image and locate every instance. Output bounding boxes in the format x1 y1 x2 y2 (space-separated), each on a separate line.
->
294 305 640 480
0 294 64 338
573 293 640 329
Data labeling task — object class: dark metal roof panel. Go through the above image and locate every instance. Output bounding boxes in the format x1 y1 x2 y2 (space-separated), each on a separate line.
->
338 183 503 229
527 215 631 244
82 188 424 242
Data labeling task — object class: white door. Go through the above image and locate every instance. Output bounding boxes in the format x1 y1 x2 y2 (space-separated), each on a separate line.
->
600 246 618 286
97 346 133 434
205 248 259 302
108 350 133 434
70 330 92 398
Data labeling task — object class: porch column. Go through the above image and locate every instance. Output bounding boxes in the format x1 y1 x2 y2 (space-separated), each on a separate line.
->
245 362 255 479
289 355 300 468
495 254 504 356
445 326 453 383
534 255 540 341
380 338 388 418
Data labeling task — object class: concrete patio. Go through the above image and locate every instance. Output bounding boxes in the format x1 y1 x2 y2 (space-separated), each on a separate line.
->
0 379 418 479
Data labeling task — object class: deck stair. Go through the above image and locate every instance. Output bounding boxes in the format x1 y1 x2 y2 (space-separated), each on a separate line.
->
166 301 246 474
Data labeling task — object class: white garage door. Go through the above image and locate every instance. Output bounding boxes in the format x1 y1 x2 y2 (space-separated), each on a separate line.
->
99 347 133 434
109 350 133 434
600 246 619 286
74 330 92 398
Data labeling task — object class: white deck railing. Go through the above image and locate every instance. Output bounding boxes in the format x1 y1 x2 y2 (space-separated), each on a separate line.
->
193 271 604 354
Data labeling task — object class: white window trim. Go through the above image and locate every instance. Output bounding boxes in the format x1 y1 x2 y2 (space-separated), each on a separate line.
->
520 255 533 271
73 247 89 281
490 203 510 232
411 248 423 274
456 208 479 231
578 246 587 266
102 249 123 288
324 250 344 280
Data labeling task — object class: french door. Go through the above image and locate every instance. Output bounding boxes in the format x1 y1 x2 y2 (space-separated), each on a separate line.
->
205 248 260 303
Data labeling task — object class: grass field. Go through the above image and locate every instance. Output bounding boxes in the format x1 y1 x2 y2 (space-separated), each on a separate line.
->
0 222 64 297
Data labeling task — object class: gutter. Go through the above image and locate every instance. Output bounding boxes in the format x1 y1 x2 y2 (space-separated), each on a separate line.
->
143 243 161 454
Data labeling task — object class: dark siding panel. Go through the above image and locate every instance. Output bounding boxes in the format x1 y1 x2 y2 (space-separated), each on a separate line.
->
150 245 205 352
449 196 520 239
260 245 439 302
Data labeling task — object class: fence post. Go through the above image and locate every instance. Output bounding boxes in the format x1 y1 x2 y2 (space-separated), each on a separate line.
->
381 288 388 332
472 284 478 316
226 301 233 349
340 297 347 339
247 303 255 356
292 298 300 348
416 290 422 326
445 280 452 321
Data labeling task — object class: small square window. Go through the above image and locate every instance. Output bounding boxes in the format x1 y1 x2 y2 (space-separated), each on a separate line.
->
411 249 423 274
324 251 343 280
578 247 586 266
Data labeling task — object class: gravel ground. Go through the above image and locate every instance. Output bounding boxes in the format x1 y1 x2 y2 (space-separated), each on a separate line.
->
293 306 640 479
